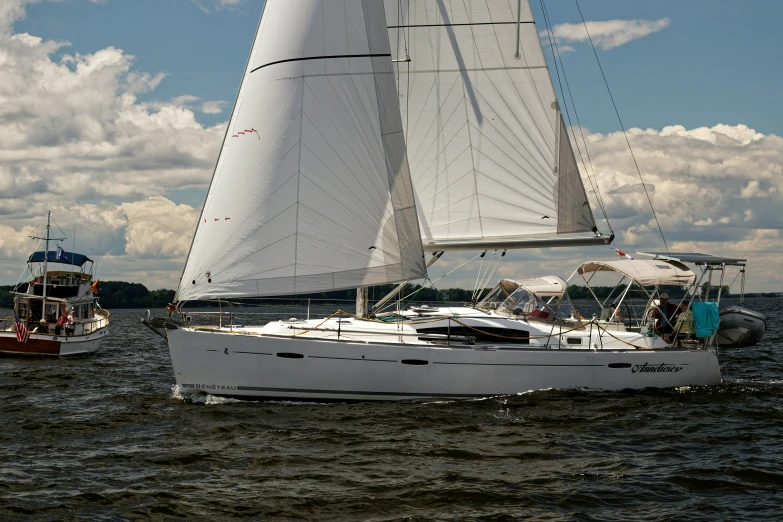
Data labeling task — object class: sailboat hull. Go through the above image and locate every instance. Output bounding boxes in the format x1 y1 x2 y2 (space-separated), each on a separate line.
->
167 328 721 401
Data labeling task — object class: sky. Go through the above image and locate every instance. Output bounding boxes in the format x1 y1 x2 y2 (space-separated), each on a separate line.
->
1 0 782 294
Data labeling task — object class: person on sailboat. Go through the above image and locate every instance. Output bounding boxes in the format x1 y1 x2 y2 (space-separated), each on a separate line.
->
654 294 678 342
674 301 695 343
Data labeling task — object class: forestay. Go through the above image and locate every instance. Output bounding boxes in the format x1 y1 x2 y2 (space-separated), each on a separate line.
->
385 0 598 250
178 0 426 302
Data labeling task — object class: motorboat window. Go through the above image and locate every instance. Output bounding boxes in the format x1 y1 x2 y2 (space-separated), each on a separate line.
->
45 303 58 322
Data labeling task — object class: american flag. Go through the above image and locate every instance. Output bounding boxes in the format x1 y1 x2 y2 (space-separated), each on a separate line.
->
14 312 30 343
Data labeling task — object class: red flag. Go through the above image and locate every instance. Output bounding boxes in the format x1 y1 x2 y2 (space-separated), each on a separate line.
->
14 312 30 343
56 309 70 326
615 249 633 259
90 280 100 295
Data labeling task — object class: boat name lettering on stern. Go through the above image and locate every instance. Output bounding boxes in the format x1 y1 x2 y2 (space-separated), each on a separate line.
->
195 384 238 391
631 363 684 374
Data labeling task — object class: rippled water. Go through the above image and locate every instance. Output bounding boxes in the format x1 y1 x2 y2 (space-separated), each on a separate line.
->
1 299 782 520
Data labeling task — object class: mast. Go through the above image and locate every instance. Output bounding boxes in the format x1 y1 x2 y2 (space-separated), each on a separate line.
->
42 211 50 319
356 287 369 318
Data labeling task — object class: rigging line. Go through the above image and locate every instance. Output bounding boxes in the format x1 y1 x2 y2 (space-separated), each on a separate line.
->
573 0 668 253
540 0 612 233
394 252 482 304
472 250 494 302
471 252 487 302
472 252 493 302
396 0 401 102
406 0 411 144
49 216 68 241
478 250 506 297
541 11 614 234
539 0 609 232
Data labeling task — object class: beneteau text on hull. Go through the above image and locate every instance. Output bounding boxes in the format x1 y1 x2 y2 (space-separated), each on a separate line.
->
146 0 724 399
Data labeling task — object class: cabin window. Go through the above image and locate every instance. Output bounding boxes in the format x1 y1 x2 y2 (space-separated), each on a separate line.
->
45 303 59 322
566 338 582 345
30 301 43 322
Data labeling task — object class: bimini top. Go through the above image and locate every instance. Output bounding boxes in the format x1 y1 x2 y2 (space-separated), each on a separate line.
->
509 276 567 296
28 250 93 267
637 251 746 266
517 276 567 296
577 259 696 287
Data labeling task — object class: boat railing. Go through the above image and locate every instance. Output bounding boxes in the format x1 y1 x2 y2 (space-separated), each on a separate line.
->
82 310 111 335
2 310 111 338
1 315 13 332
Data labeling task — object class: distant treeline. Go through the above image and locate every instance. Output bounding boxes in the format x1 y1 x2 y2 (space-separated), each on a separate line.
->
0 282 175 310
0 281 779 310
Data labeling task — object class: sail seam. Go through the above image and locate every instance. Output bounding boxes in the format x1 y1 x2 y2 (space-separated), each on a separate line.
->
301 83 386 216
405 74 463 166
387 22 534 28
404 65 547 73
473 71 555 180
459 0 482 238
251 54 391 74
467 121 555 194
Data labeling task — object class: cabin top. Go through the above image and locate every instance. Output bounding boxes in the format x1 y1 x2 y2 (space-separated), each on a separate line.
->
28 250 93 267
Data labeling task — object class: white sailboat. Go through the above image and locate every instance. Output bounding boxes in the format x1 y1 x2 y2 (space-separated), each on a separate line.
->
148 0 722 400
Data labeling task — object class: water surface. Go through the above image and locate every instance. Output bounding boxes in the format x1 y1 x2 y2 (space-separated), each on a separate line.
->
1 299 781 520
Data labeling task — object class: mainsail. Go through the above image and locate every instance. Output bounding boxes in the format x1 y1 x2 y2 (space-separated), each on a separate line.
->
385 0 603 251
177 0 425 302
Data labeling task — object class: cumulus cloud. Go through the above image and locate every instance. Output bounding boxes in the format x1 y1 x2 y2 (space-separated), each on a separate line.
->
189 0 245 14
0 21 224 207
0 1 220 289
1 3 781 295
563 123 783 290
546 18 670 51
429 123 783 293
0 197 199 289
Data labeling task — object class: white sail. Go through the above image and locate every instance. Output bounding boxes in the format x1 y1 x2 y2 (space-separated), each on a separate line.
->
177 0 425 302
385 0 598 249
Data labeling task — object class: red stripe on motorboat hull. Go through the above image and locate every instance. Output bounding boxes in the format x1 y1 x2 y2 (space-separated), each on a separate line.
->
0 335 61 355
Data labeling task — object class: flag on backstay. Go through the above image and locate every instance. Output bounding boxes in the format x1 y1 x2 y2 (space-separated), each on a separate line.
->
56 246 68 262
615 249 633 260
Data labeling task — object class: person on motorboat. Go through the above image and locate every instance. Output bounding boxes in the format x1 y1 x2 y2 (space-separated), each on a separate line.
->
37 319 49 335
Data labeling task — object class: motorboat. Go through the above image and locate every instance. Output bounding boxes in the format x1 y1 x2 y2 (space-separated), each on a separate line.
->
0 212 110 356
